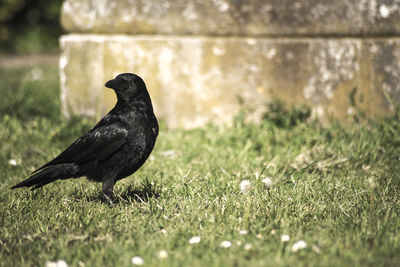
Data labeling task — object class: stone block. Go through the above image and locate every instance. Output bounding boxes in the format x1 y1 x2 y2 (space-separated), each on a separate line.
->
61 0 400 36
60 34 400 128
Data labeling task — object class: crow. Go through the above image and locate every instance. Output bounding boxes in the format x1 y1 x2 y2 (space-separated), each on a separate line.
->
12 73 159 204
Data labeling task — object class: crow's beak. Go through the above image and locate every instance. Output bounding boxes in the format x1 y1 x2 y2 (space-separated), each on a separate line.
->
105 78 123 90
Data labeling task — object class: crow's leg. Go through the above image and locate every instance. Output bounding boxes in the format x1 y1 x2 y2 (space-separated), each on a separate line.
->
102 177 115 205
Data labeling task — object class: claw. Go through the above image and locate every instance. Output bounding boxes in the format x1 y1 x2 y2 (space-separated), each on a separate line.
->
103 192 114 205
102 177 115 205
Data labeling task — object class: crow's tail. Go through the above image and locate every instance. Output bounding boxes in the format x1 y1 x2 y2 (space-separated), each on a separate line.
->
11 164 79 190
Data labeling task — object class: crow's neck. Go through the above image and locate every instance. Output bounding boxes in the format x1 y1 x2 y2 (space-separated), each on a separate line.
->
115 93 154 113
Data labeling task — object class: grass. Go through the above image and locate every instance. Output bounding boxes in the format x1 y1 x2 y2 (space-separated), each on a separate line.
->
1 66 400 267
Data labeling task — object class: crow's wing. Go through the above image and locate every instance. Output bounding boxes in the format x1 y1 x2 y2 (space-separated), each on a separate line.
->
34 122 128 173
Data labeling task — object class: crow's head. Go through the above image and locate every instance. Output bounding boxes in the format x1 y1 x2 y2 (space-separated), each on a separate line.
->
105 73 148 100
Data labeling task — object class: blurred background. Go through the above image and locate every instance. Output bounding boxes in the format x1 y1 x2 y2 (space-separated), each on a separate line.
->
0 0 63 54
1 0 400 128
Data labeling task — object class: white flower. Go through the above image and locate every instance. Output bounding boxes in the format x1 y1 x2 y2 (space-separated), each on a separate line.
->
9 159 17 166
238 229 248 235
239 180 252 194
46 260 68 267
189 236 201 244
220 241 232 248
256 234 262 239
270 229 276 235
131 256 144 265
56 260 68 267
45 262 57 267
261 177 272 188
158 250 168 259
244 243 252 250
281 234 290 242
291 240 307 252
236 241 242 246
160 229 167 234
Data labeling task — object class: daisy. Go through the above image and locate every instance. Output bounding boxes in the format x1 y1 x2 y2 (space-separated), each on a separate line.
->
281 235 290 242
239 180 252 194
189 236 201 244
158 250 168 259
131 256 144 265
292 240 307 252
220 241 232 248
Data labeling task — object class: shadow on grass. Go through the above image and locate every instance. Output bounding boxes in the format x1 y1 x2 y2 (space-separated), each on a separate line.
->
116 178 161 204
70 178 161 205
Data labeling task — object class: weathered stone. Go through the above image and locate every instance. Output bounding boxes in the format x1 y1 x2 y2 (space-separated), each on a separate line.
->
60 34 400 128
61 0 400 36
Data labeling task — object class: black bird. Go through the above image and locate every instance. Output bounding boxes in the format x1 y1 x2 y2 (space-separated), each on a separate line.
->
12 73 159 204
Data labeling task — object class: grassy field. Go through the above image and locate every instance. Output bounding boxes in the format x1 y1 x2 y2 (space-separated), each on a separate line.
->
0 66 400 267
